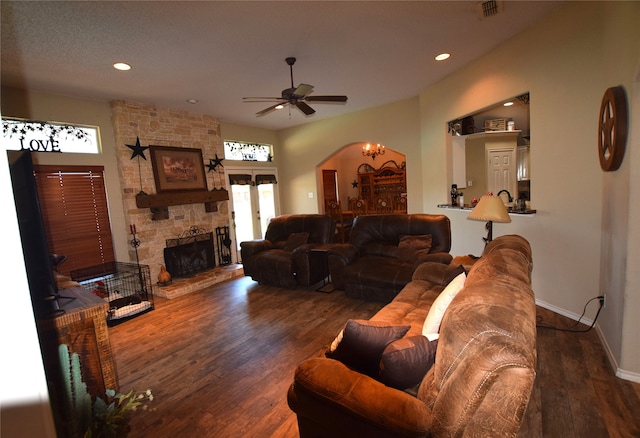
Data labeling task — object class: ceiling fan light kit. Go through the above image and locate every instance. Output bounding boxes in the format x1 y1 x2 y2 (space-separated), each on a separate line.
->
243 57 348 117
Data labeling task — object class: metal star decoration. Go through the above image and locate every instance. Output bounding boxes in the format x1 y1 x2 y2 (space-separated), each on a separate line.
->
352 180 358 188
126 137 149 160
207 153 224 172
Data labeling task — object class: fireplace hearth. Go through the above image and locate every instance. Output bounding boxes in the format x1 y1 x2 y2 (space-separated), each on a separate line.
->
164 227 215 279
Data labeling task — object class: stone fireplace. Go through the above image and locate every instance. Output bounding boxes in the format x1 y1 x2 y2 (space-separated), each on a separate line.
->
111 100 240 298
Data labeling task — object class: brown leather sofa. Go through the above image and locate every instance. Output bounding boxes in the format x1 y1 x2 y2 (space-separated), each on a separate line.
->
240 214 334 288
288 235 537 437
327 214 453 302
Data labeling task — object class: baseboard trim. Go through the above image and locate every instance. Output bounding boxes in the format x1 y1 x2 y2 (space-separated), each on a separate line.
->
536 298 640 384
535 298 594 326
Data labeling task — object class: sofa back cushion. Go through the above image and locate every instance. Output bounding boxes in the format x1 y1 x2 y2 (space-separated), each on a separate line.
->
417 234 536 436
349 214 451 256
265 214 334 245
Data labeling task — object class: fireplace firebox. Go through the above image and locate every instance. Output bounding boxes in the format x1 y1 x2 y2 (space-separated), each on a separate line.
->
164 227 215 278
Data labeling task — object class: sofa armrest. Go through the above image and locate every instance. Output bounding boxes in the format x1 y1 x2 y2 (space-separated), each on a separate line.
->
327 243 359 263
413 261 462 284
288 358 432 437
326 244 359 290
420 252 453 265
239 239 273 260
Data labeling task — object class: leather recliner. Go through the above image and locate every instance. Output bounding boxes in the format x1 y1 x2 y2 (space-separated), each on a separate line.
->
240 214 335 288
327 214 452 302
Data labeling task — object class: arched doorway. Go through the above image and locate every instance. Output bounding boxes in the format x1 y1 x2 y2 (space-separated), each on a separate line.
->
317 142 407 214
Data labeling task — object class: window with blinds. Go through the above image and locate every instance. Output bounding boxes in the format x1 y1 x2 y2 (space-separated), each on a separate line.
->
34 165 115 275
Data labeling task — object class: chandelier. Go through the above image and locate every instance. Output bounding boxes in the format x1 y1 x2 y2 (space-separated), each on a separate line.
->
362 143 385 160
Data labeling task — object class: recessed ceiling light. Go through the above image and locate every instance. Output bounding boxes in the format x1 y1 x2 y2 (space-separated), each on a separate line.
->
113 62 131 71
186 99 198 104
435 53 450 61
503 101 514 107
275 104 284 110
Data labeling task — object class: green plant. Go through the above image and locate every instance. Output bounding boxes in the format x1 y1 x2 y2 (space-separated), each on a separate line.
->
57 344 154 438
58 344 92 437
86 388 155 438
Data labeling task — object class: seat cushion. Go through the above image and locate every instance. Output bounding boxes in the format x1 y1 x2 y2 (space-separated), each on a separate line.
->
250 249 296 288
343 256 415 294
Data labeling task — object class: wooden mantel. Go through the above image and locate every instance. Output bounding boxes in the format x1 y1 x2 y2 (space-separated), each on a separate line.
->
136 188 229 220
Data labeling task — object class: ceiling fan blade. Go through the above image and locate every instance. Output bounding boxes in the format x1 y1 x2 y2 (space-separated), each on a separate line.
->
293 83 314 97
305 95 348 102
295 101 315 115
243 97 284 101
256 102 286 117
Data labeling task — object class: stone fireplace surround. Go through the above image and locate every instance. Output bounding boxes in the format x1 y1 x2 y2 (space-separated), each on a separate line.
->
111 100 241 299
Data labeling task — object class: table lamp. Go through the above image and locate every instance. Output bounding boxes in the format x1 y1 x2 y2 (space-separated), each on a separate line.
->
468 193 511 244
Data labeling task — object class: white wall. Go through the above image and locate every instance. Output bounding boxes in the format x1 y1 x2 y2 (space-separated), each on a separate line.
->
0 123 57 436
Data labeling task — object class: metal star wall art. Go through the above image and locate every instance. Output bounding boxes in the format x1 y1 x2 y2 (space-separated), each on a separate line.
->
207 153 224 172
126 136 149 194
352 180 358 188
126 136 149 160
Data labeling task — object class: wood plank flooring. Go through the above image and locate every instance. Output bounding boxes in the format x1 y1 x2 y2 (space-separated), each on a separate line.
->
108 276 640 437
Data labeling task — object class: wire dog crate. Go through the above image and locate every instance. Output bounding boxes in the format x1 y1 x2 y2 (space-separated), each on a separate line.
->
71 262 154 326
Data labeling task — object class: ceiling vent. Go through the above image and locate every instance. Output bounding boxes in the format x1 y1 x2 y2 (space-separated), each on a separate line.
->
478 0 503 19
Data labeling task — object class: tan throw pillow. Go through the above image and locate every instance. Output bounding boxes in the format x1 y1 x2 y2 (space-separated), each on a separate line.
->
398 234 432 262
422 271 466 341
283 232 309 252
326 319 410 377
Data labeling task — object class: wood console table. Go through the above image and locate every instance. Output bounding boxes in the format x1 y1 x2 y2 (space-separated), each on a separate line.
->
38 287 118 398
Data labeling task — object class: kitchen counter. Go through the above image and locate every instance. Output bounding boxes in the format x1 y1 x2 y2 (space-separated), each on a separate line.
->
437 204 537 216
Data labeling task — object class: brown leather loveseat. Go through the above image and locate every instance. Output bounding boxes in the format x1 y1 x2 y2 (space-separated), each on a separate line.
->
327 214 452 302
288 235 537 437
240 214 334 288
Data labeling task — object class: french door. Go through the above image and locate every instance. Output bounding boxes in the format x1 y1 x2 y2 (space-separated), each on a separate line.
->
226 167 280 260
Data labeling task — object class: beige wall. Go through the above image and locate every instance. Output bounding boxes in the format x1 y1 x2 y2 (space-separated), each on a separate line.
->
1 88 129 262
275 2 640 378
2 9 638 433
277 96 420 214
419 1 640 377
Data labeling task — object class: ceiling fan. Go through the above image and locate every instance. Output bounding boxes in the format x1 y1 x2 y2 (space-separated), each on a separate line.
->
242 57 348 117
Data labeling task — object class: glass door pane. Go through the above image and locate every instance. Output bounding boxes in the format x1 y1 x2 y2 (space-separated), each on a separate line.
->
230 184 254 251
227 167 279 263
257 183 275 238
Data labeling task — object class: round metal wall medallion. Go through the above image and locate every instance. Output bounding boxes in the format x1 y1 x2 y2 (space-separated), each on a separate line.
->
598 86 628 171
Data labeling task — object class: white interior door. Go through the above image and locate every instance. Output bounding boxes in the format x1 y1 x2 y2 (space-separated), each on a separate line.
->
226 167 279 260
486 148 517 200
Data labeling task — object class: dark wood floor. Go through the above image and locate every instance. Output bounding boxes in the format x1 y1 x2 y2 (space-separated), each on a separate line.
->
108 276 640 437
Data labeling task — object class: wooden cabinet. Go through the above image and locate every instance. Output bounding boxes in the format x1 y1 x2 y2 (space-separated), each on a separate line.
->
358 167 407 213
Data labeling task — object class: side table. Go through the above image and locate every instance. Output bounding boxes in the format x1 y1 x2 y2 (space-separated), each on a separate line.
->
310 244 334 293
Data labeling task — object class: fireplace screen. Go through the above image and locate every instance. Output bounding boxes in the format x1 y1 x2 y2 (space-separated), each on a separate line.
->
164 227 216 278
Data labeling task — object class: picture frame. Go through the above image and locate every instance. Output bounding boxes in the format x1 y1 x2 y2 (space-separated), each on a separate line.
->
149 146 207 192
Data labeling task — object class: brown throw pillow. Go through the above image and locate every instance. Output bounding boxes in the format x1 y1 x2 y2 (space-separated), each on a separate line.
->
326 319 410 377
398 234 432 262
379 336 438 390
283 232 309 252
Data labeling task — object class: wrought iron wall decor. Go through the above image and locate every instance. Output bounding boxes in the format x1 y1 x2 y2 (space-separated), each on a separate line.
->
216 226 232 266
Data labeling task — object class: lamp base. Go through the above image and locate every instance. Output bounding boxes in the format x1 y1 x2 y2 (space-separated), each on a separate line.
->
483 220 494 245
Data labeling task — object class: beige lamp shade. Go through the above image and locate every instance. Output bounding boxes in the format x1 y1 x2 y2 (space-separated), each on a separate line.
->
468 194 512 223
